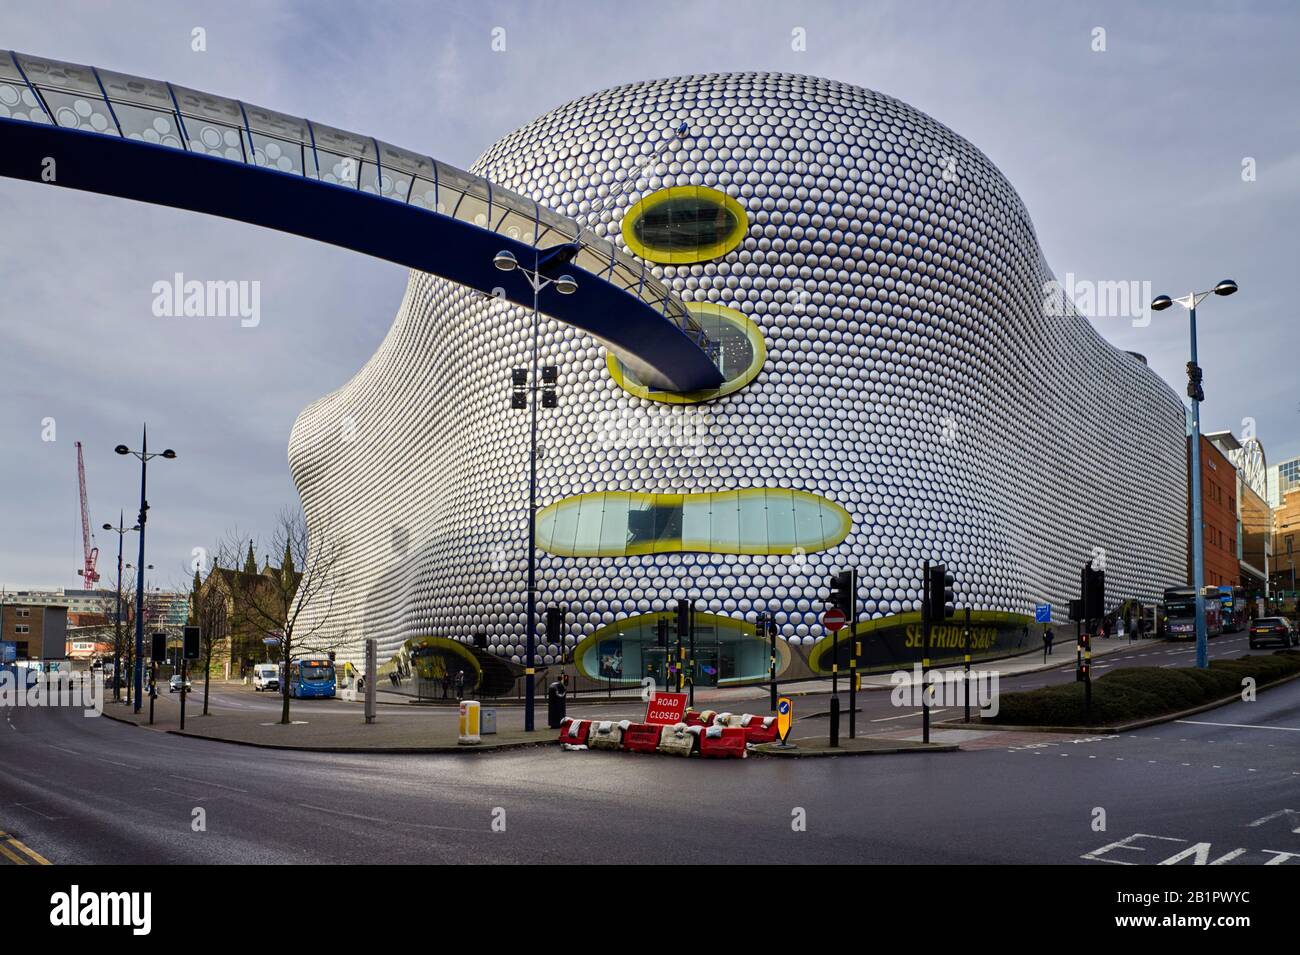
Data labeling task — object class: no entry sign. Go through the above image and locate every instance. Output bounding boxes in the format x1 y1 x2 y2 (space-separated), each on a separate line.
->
645 691 689 725
822 608 848 632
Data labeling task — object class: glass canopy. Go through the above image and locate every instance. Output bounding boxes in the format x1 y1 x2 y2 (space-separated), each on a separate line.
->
0 50 706 346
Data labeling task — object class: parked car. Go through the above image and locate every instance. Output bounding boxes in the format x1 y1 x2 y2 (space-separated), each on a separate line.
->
1248 617 1297 649
168 673 192 693
252 663 280 692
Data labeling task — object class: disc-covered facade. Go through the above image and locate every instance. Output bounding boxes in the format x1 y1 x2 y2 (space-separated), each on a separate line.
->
287 72 1188 681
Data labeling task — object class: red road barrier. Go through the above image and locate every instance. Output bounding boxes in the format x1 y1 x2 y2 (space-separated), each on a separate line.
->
557 717 591 749
739 714 779 745
699 726 747 759
621 722 664 754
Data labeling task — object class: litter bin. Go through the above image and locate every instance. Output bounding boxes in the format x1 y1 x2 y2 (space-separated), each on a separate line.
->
547 680 567 729
458 700 481 745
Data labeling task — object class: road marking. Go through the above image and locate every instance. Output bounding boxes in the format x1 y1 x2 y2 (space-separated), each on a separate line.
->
96 757 139 769
0 841 27 865
5 837 50 865
870 708 949 722
1176 720 1300 733
169 774 248 793
297 803 483 833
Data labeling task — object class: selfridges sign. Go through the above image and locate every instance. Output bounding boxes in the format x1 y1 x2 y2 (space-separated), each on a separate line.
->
810 612 1035 675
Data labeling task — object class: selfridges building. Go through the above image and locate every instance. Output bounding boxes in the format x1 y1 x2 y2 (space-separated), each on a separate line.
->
288 72 1187 688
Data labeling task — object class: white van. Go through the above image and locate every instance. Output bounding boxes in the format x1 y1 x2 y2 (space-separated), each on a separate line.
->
253 663 280 692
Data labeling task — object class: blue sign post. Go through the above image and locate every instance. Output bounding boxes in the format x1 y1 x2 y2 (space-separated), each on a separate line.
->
1035 604 1051 624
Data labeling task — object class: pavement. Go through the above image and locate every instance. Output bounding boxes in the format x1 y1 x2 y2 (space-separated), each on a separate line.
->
84 632 1256 752
2 667 1298 864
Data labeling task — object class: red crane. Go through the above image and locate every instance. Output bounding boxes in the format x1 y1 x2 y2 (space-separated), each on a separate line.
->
75 441 100 587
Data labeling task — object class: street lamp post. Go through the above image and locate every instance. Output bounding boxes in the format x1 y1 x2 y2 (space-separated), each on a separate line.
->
115 426 176 713
102 511 139 702
493 246 578 732
1151 279 1238 669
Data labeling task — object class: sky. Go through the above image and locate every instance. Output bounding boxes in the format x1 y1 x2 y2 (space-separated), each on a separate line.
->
1 0 1297 590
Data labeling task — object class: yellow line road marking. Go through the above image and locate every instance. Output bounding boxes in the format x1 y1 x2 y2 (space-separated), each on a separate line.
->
0 841 28 865
7 838 50 865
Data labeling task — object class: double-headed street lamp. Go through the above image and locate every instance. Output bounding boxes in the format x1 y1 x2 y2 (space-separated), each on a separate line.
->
1150 278 1238 670
115 426 176 712
492 246 577 731
102 511 140 702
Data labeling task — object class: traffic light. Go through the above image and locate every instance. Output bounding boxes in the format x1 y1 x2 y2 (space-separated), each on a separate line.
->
927 563 955 621
151 632 166 662
1186 361 1204 402
656 616 669 648
183 625 200 661
1068 598 1083 622
545 605 565 643
1081 563 1105 621
510 367 527 409
676 598 693 641
1077 630 1091 682
541 365 558 408
828 571 854 616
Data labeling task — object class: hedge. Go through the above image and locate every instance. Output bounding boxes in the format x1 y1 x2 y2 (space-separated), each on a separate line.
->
986 651 1300 727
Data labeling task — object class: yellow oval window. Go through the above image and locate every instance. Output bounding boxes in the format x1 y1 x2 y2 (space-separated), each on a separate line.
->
536 489 852 557
622 185 748 264
608 302 765 405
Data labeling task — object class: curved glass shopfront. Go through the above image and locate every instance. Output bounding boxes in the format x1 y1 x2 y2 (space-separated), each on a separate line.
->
572 610 790 688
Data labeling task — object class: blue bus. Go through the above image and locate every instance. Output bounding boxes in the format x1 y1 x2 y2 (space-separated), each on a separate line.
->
287 657 336 699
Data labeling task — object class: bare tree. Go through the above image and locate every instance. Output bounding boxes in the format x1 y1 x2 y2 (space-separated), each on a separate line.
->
186 534 241 716
241 508 341 725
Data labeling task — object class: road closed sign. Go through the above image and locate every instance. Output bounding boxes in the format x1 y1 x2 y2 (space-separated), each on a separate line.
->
777 696 793 742
645 691 689 725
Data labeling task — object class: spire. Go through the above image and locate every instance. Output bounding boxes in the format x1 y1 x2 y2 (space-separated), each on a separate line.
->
243 539 257 574
190 568 202 624
281 538 295 578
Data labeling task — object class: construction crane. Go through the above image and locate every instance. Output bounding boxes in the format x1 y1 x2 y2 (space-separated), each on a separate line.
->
75 441 100 588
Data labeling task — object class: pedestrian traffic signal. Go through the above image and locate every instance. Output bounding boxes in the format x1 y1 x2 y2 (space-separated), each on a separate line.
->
828 570 854 616
927 563 955 620
1186 361 1204 402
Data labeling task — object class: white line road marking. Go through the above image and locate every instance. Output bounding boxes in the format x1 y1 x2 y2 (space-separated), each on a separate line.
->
1248 810 1300 832
169 773 248 793
870 708 949 722
298 803 483 833
1176 720 1300 733
96 757 138 769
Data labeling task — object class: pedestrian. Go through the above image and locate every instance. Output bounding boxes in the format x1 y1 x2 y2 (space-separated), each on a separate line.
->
1045 626 1054 656
455 669 465 700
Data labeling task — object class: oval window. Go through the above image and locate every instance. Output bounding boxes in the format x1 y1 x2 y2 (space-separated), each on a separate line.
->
622 185 748 264
536 489 852 557
607 302 765 404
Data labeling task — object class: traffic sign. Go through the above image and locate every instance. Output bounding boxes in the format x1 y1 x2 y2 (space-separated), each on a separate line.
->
1035 604 1051 624
777 696 793 742
822 608 848 632
645 691 689 725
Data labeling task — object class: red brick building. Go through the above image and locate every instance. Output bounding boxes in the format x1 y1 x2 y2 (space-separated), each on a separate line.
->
1189 434 1239 588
